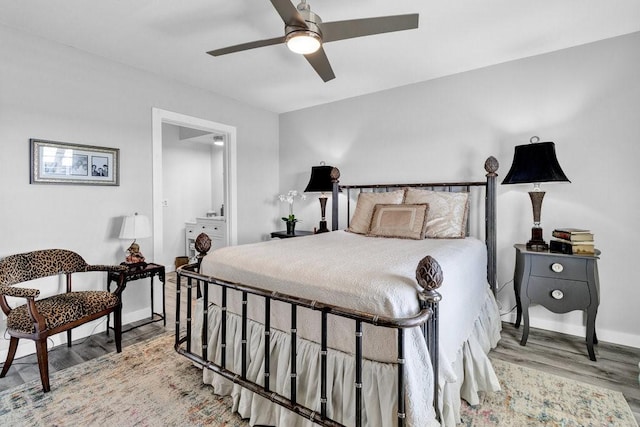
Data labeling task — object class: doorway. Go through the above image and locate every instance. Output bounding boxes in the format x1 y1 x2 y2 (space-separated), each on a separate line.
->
151 108 237 269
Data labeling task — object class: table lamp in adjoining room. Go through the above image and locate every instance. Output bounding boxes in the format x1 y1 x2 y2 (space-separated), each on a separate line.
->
119 212 152 264
502 136 570 251
304 162 340 233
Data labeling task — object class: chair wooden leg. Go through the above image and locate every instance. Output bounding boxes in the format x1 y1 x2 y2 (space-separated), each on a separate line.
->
67 329 72 348
35 338 51 392
0 337 19 378
114 306 122 353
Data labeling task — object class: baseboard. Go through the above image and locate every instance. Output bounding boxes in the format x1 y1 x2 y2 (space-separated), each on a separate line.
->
502 312 640 349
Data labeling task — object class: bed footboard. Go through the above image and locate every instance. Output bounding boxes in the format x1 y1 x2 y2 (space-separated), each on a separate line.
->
174 254 443 427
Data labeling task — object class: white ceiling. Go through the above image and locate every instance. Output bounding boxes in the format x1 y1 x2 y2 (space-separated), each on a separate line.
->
2 1 639 113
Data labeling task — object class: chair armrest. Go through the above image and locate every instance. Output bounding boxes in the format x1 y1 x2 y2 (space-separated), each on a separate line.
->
0 285 40 299
84 264 128 273
0 288 44 327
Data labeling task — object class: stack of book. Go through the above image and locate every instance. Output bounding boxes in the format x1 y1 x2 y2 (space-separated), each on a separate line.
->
550 228 595 255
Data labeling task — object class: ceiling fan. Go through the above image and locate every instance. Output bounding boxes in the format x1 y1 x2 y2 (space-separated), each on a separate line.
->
207 0 419 82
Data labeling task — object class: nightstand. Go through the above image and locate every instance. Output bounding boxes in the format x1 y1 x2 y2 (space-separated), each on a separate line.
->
270 230 315 239
513 244 601 361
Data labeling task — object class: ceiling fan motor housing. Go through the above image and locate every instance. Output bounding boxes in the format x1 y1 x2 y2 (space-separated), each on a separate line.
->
286 6 323 41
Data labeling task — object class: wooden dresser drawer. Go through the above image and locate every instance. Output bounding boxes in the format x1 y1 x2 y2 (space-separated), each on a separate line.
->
186 223 225 239
185 218 227 260
529 255 588 281
527 277 591 313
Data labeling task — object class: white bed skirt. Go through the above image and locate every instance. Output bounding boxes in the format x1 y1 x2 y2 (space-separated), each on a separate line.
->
439 288 502 426
192 287 501 427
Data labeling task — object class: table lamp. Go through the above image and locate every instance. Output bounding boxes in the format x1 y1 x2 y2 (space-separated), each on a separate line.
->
119 212 152 264
304 162 340 233
502 137 570 251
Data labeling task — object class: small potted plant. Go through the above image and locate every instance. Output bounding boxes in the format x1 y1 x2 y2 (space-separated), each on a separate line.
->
278 190 306 234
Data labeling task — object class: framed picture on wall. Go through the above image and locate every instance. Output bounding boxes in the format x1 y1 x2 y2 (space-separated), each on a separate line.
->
30 139 120 185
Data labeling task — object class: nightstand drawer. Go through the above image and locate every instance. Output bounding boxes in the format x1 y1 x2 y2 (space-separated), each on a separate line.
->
529 255 587 281
527 277 591 313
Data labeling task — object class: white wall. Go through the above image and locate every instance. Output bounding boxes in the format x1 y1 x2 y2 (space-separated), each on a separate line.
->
279 32 640 348
162 123 216 269
0 24 279 358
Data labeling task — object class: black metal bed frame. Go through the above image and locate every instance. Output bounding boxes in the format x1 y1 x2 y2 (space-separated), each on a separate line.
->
175 156 498 427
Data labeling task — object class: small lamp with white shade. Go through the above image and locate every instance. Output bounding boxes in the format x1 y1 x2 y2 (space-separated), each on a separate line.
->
119 212 152 265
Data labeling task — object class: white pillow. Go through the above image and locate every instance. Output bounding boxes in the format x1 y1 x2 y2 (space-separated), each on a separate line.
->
403 188 469 238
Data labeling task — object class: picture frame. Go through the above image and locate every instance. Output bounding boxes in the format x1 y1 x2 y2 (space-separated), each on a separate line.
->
30 139 120 186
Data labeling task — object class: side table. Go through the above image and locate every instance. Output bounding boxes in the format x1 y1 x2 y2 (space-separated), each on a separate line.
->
107 262 166 333
270 230 315 239
513 244 600 361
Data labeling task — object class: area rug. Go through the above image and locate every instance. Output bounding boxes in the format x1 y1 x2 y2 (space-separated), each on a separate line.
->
460 358 638 426
0 333 247 426
0 334 636 427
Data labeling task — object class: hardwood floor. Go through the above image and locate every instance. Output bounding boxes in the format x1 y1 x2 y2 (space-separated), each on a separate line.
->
2 272 639 424
494 322 640 423
0 272 185 392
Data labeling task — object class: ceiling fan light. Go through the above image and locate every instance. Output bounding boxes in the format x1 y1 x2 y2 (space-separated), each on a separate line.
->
286 30 321 55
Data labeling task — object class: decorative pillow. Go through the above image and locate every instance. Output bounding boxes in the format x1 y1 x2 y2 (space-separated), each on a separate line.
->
368 204 429 240
403 188 469 238
347 189 405 235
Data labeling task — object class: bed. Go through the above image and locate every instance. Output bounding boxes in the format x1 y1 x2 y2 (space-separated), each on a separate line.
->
175 156 501 427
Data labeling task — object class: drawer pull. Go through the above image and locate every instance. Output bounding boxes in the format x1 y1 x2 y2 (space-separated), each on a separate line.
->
551 263 564 273
551 289 564 300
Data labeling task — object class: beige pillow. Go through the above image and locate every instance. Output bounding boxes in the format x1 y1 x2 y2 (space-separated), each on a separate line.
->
347 189 405 234
368 204 429 240
403 188 469 238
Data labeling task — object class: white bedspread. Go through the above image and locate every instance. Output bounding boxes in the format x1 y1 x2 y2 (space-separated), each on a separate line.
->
196 231 501 426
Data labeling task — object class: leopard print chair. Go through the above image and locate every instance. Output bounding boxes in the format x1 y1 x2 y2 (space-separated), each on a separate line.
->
0 249 127 392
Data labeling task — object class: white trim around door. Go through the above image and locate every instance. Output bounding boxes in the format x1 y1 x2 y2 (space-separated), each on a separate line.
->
151 108 238 264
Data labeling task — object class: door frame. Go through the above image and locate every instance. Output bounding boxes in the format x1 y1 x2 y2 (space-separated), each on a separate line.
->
151 108 237 263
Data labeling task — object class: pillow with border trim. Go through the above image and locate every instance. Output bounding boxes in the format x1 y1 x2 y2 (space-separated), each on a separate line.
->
347 189 405 235
368 203 429 240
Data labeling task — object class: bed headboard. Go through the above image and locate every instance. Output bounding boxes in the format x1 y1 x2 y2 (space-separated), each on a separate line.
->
330 156 499 295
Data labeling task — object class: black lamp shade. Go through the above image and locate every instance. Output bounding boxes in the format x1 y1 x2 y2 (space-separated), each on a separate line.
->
304 165 335 192
502 141 570 185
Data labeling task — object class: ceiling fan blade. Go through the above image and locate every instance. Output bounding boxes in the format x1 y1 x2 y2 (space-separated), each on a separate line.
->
270 0 306 27
304 47 335 82
207 36 286 56
322 14 419 43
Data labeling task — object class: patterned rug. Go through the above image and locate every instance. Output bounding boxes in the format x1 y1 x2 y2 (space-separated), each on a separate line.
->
460 359 638 426
0 334 636 426
0 333 246 427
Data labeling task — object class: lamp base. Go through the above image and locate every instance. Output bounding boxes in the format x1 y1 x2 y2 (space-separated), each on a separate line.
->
316 220 329 234
125 241 146 263
315 196 330 234
526 226 548 251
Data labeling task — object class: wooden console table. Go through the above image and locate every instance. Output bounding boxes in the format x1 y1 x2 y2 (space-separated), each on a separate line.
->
107 262 166 333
